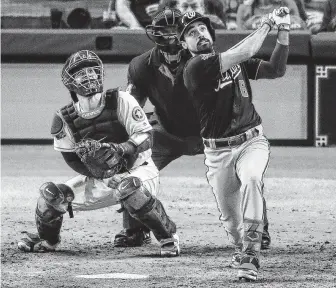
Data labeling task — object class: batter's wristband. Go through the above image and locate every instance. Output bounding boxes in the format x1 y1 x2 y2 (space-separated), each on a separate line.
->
262 18 274 30
278 23 290 31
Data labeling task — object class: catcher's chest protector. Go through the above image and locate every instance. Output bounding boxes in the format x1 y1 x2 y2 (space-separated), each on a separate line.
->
60 89 129 144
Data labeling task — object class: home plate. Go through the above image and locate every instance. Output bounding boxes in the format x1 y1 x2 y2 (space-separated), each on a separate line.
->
75 273 149 279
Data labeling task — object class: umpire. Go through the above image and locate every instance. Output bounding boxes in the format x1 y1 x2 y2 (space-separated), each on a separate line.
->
113 7 271 250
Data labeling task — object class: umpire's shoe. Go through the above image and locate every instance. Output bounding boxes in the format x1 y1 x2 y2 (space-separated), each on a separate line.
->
160 234 180 257
18 232 60 252
261 229 271 250
114 228 151 247
238 252 260 282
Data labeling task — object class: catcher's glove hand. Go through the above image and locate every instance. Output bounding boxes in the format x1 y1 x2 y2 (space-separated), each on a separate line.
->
75 139 127 179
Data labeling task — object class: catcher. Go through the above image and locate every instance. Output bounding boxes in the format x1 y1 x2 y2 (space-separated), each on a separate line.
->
17 50 180 257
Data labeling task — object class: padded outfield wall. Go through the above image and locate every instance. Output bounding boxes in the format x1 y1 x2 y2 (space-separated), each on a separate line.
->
1 29 336 146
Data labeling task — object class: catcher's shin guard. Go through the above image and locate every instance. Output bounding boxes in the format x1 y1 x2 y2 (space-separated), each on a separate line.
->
34 182 74 246
35 202 63 246
114 210 151 247
117 177 177 242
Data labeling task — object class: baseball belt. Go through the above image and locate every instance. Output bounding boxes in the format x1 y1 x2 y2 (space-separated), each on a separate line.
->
203 127 260 148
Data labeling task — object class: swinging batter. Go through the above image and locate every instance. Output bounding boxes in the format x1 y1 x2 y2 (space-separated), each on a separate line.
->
178 8 290 281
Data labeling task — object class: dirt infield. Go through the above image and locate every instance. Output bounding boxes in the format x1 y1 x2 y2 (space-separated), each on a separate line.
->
1 146 336 288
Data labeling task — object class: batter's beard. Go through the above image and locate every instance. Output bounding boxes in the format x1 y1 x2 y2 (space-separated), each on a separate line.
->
191 45 213 55
192 39 213 55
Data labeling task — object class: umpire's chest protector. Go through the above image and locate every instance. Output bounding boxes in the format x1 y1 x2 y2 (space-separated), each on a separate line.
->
60 90 129 144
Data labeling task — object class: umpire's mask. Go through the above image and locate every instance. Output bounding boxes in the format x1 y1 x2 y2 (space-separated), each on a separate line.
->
146 7 183 65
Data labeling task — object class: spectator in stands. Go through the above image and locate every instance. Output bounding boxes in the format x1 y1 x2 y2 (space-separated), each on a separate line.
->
294 0 308 22
224 0 243 30
292 0 324 33
236 0 307 30
102 0 122 28
159 0 227 28
115 0 160 28
318 0 336 32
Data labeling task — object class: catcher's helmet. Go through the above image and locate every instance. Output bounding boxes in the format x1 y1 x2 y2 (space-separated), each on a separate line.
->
145 7 182 50
61 50 104 97
177 11 215 41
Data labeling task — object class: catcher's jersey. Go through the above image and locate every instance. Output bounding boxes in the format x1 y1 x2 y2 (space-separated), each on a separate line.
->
53 90 152 169
183 52 262 139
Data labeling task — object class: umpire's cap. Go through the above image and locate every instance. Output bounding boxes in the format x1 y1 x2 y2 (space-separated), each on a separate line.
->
177 11 215 41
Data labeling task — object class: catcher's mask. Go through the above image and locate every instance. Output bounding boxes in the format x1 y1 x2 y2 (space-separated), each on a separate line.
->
146 7 183 64
177 11 216 42
61 50 104 97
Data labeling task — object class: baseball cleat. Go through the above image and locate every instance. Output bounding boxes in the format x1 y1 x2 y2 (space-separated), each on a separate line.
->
18 232 59 252
114 228 152 247
230 249 242 268
261 229 271 250
160 234 180 257
237 253 260 282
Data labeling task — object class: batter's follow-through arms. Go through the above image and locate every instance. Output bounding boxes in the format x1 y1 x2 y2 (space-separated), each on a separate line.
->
220 7 290 72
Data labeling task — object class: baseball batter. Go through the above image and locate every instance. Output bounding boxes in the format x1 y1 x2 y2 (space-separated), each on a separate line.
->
178 9 290 281
17 50 180 257
114 7 271 249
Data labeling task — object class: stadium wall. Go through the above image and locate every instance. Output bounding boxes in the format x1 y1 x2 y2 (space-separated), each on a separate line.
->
1 30 336 146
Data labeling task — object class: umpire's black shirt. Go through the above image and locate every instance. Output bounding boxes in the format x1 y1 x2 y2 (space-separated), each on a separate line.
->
127 47 201 137
183 52 262 139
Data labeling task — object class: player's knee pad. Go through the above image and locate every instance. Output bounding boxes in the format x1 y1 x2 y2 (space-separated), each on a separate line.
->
116 176 151 212
35 182 74 244
116 176 176 241
122 209 148 231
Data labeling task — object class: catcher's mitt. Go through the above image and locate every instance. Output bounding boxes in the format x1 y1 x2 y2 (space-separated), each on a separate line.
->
75 139 127 179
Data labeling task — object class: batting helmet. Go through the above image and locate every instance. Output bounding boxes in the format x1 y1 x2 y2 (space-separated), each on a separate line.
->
61 50 104 97
145 7 182 49
177 11 216 41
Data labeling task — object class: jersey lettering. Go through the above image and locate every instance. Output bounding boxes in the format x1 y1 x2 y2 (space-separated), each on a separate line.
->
215 65 241 92
238 80 249 98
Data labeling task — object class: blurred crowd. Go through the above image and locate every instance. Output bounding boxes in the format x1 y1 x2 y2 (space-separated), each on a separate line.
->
1 0 336 33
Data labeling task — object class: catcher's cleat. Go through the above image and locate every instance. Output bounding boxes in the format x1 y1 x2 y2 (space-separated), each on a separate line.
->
230 249 242 269
17 232 60 252
160 234 180 257
261 229 271 250
114 228 152 247
237 252 260 282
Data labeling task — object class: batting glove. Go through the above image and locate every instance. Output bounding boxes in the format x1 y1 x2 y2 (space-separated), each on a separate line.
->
273 7 291 31
260 12 276 30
